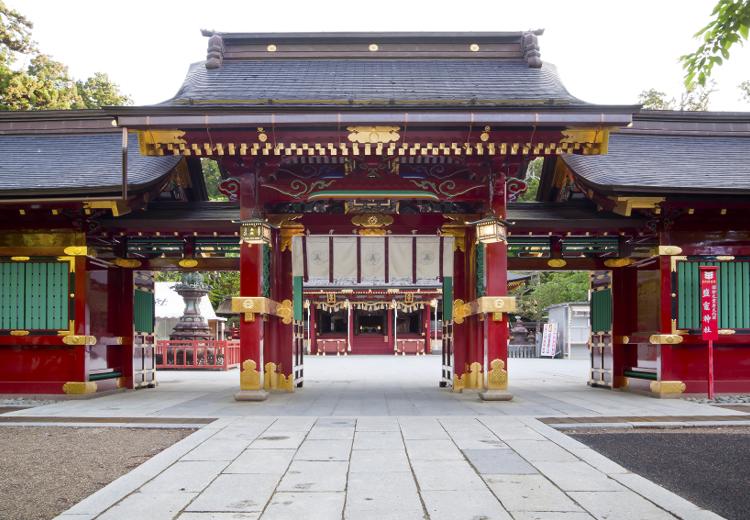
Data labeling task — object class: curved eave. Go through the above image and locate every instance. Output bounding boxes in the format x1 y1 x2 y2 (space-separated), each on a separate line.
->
114 105 636 129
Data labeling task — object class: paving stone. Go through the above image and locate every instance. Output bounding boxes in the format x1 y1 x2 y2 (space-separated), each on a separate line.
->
532 462 624 492
509 513 595 520
484 474 583 512
411 459 486 490
349 449 411 473
178 513 260 520
277 460 348 492
505 440 579 463
355 417 400 431
186 474 279 513
451 436 508 450
183 440 250 461
315 417 356 428
567 447 629 475
345 471 423 518
140 460 228 493
223 449 294 474
404 438 464 460
260 492 345 519
294 439 351 461
265 417 316 432
611 473 701 516
98 491 197 520
353 430 404 450
421 490 512 520
248 431 306 450
568 491 677 520
398 418 450 439
463 448 538 475
306 426 355 440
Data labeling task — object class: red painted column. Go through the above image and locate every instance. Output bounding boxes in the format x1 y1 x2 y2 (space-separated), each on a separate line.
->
72 256 90 385
485 239 509 373
309 303 317 354
424 304 432 354
237 240 265 398
452 233 468 387
277 237 294 380
387 303 394 352
111 268 135 389
611 267 637 389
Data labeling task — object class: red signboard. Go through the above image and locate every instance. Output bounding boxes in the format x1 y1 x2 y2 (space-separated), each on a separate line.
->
699 266 719 341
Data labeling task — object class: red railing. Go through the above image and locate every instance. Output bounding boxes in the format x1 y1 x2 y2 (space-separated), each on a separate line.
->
155 340 241 370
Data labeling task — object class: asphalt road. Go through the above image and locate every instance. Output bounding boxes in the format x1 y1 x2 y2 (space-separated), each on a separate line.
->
571 428 750 520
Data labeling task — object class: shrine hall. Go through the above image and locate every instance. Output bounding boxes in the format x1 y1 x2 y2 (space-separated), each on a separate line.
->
1 31 749 401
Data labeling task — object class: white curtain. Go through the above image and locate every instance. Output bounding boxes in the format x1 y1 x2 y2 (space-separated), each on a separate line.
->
360 236 386 284
388 236 413 284
333 236 357 284
306 236 330 284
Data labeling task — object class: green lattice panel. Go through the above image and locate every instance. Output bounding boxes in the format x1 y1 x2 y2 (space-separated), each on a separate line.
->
590 288 612 333
134 289 155 333
0 262 68 330
677 260 750 330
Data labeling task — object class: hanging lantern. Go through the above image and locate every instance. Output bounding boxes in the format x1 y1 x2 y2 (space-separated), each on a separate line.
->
240 218 272 245
475 215 507 244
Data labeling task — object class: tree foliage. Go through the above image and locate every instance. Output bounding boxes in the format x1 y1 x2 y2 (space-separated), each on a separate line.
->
154 271 239 309
681 0 750 86
0 1 130 110
518 158 542 202
511 272 590 322
638 83 714 111
740 80 750 102
202 159 228 201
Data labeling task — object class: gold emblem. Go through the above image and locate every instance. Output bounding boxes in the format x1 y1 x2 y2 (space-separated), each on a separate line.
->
347 126 400 144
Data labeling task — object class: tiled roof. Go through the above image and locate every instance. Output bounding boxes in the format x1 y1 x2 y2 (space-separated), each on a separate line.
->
164 59 583 107
0 132 180 197
562 131 750 195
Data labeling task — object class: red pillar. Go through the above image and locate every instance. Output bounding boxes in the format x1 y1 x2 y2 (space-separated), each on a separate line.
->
111 268 135 389
485 240 509 372
612 267 637 389
452 233 468 388
276 239 294 380
424 304 431 354
237 240 266 399
309 303 317 354
387 303 394 352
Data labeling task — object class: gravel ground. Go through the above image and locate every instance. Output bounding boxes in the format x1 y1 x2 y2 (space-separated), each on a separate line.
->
571 427 750 520
0 426 193 520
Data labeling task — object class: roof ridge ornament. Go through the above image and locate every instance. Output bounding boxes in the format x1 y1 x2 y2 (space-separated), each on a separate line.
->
522 30 543 68
204 30 225 69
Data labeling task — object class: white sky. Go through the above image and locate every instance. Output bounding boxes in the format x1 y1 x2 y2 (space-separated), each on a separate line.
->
8 0 750 110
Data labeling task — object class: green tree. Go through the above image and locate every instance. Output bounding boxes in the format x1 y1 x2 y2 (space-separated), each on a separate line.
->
518 158 542 202
76 72 131 108
204 271 240 308
0 1 130 110
740 80 750 102
681 0 750 86
638 83 714 111
512 271 589 322
202 159 228 201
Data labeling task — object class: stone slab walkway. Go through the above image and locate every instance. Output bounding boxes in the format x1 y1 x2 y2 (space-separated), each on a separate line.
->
9 358 742 419
55 415 723 520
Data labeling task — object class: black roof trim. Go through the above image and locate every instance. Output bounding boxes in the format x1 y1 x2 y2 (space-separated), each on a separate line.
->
199 30 544 44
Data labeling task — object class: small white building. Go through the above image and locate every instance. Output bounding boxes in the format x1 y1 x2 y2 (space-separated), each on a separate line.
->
544 302 590 359
154 282 226 341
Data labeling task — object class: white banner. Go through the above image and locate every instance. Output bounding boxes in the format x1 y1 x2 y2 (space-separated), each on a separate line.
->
540 322 558 357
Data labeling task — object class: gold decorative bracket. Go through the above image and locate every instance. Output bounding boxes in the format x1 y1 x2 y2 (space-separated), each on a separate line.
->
62 335 97 346
609 196 665 217
648 334 683 345
453 296 516 324
232 297 294 324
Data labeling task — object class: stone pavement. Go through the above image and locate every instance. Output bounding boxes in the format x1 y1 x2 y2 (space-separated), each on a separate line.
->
24 358 736 519
56 415 722 520
11 357 741 418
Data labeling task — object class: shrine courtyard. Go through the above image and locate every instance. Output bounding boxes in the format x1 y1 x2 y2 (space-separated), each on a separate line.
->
2 357 743 519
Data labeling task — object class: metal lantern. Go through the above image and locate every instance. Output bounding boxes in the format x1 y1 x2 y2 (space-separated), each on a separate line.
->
240 218 272 245
475 215 507 244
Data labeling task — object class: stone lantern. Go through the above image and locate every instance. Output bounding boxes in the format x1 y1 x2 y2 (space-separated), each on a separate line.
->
510 315 529 345
170 272 212 340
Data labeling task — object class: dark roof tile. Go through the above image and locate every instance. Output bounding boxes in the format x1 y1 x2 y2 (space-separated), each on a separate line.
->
0 132 180 197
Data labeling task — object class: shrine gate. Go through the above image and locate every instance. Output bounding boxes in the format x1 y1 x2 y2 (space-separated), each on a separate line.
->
0 31 749 400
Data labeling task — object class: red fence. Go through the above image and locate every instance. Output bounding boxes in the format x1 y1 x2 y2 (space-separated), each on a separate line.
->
156 340 241 370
